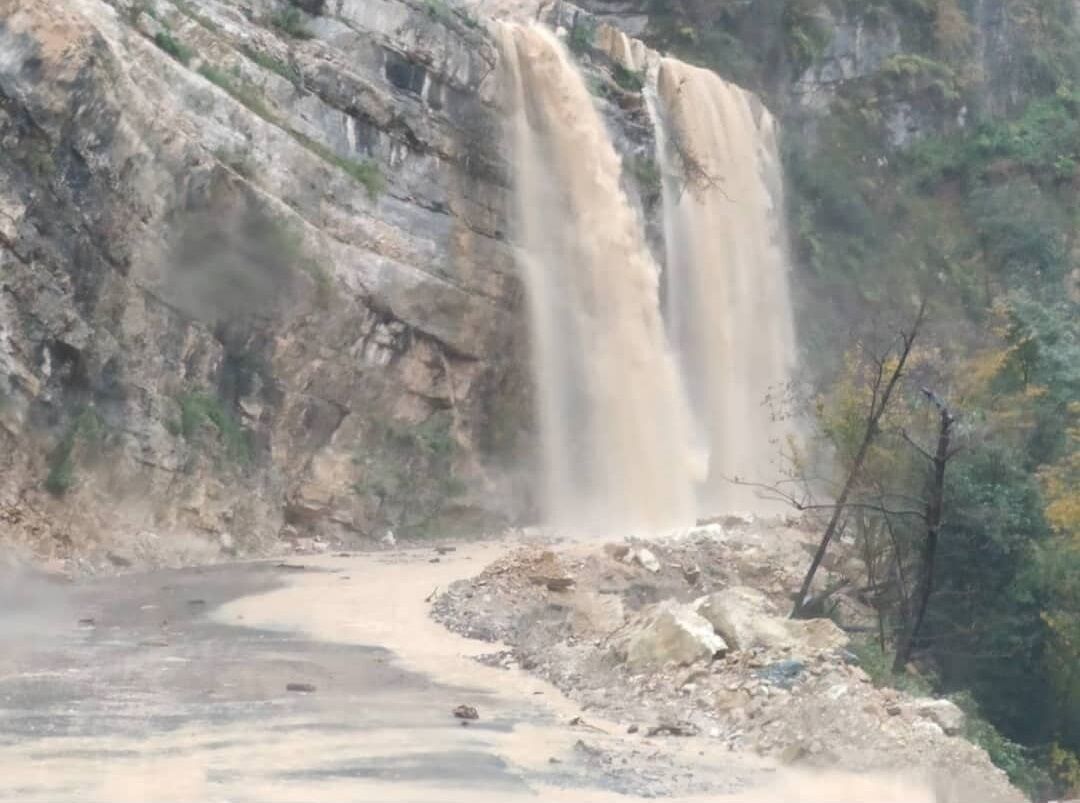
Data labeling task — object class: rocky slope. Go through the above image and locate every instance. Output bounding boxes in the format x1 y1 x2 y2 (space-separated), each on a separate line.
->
434 520 1028 802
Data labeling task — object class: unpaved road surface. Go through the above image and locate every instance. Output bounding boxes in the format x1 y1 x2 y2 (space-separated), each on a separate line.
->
0 539 936 802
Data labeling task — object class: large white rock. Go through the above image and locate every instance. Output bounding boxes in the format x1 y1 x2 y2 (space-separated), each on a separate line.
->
620 601 728 670
633 548 662 573
694 586 848 655
789 617 849 654
914 699 965 736
567 590 625 635
695 587 791 651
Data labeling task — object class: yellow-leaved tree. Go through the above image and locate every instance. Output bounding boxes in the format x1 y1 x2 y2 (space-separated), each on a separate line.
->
1039 407 1080 786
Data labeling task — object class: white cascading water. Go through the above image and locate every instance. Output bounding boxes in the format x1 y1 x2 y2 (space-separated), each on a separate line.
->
497 22 702 531
653 58 798 513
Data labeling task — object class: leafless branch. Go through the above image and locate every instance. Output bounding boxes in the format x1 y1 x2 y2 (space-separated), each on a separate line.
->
723 477 926 518
900 429 935 462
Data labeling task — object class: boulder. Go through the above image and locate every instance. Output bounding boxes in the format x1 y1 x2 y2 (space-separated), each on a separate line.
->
694 586 848 655
619 601 727 670
914 719 944 738
695 587 792 651
633 548 662 573
603 543 631 561
788 617 849 654
567 590 625 634
914 699 965 736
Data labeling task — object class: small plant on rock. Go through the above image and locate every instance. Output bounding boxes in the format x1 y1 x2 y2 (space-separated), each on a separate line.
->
45 408 104 496
568 17 596 55
239 44 303 87
287 130 384 200
178 391 253 465
127 0 156 24
270 5 314 39
199 63 279 124
174 0 219 32
154 30 195 64
213 145 257 179
612 63 645 92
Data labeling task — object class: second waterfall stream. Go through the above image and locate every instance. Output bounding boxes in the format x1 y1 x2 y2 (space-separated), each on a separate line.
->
497 22 797 531
654 58 798 513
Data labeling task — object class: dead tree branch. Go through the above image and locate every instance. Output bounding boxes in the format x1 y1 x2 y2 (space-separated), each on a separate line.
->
791 300 927 618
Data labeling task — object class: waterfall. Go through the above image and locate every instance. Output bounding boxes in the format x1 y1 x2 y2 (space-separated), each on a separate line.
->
497 21 798 527
497 23 701 531
654 58 797 513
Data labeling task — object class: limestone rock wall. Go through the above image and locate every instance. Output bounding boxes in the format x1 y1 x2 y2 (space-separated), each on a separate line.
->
0 0 532 561
576 0 1054 142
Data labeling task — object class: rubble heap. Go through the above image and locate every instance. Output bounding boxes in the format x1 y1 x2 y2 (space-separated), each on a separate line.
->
433 519 1026 802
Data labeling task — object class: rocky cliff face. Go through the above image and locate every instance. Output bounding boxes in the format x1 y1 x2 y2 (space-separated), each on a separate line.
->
0 0 535 564
0 0 672 567
579 0 1065 146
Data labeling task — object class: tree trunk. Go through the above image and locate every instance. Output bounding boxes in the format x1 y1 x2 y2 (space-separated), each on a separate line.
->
791 442 869 617
893 401 953 672
791 303 924 618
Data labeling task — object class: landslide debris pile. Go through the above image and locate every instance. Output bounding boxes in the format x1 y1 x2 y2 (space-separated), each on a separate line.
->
433 518 1025 802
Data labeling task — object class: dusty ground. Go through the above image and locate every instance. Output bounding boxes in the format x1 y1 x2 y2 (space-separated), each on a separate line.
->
0 539 769 803
0 528 1022 802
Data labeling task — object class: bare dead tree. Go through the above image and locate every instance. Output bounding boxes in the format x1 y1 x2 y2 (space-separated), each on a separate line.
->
790 300 927 618
892 388 957 672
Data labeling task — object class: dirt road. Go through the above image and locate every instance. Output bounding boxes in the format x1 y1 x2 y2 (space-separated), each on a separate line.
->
0 538 936 802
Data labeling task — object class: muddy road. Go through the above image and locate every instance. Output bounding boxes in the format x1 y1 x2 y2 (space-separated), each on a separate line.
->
0 541 935 802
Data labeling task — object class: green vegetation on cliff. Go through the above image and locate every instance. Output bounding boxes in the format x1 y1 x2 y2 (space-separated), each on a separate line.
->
45 408 104 496
352 411 467 537
177 391 254 466
269 5 313 39
154 29 194 64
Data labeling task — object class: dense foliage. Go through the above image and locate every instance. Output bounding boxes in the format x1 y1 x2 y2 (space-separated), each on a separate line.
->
642 0 1080 796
